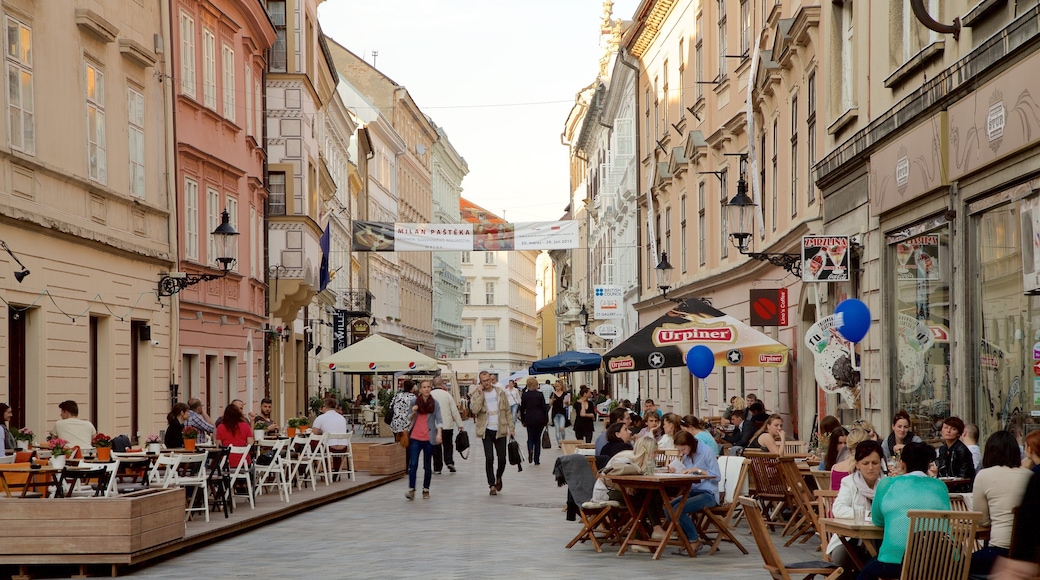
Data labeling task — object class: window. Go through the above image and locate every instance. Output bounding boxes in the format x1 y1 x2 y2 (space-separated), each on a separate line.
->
225 196 237 270
463 281 471 305
249 205 257 277
661 63 668 132
664 207 672 265
617 117 634 158
268 1 286 73
202 29 215 109
222 44 234 122
653 76 659 141
771 119 777 230
268 172 285 215
485 324 496 351
791 96 798 216
127 87 145 197
485 281 495 305
461 251 471 264
740 0 750 56
254 76 262 139
178 12 195 97
244 64 252 135
207 188 219 266
840 0 854 111
485 251 495 264
184 178 199 260
720 169 728 258
681 195 688 273
678 40 685 116
807 70 817 205
717 0 728 81
695 16 703 100
698 182 706 265
644 88 651 155
86 63 106 184
462 325 472 352
6 17 32 154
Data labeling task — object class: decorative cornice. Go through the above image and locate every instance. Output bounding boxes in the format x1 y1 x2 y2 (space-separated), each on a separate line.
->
75 9 118 43
118 38 156 68
624 0 679 58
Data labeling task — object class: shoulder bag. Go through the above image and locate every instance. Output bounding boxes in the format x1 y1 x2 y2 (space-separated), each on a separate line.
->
399 429 410 448
541 427 552 449
455 430 470 459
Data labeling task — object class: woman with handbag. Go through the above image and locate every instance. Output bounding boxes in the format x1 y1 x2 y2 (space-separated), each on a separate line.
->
572 386 597 444
405 380 443 501
518 376 549 466
549 381 568 447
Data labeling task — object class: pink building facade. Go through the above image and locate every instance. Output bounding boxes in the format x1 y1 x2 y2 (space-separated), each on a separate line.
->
171 0 274 418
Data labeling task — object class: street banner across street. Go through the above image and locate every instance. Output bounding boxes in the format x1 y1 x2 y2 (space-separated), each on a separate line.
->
352 220 579 252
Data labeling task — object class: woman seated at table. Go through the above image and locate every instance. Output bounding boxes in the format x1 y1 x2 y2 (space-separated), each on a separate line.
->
600 423 633 459
662 430 721 555
881 410 921 462
680 415 720 456
827 440 886 578
970 430 1033 577
214 404 254 468
1022 430 1040 475
820 426 849 471
590 436 662 545
859 441 951 580
164 403 189 449
830 428 872 490
658 413 681 450
750 414 786 454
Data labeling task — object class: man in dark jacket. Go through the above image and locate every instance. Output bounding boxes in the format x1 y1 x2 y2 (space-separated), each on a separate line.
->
518 377 550 465
723 409 755 455
932 416 975 492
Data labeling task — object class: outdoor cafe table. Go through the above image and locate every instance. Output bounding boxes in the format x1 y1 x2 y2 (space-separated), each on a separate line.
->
609 473 714 560
0 465 98 498
820 516 991 570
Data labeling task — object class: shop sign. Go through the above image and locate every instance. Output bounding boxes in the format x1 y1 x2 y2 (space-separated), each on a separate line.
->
749 288 788 326
895 235 940 281
593 285 624 319
896 314 935 394
802 236 850 282
350 319 371 344
594 324 620 340
1021 196 1040 294
805 315 856 394
1033 342 1040 361
332 311 349 352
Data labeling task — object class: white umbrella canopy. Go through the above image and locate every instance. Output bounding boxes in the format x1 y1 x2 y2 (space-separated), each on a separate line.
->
319 335 440 373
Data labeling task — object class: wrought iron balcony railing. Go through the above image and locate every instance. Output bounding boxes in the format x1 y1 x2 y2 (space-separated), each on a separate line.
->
339 289 373 315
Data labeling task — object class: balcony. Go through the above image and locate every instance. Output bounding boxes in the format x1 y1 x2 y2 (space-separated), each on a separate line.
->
339 289 374 316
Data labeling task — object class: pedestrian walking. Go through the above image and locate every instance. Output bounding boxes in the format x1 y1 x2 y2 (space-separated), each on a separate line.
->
572 386 597 443
549 380 569 447
430 376 465 474
518 376 549 465
469 370 513 495
504 379 522 427
405 380 443 500
389 380 417 442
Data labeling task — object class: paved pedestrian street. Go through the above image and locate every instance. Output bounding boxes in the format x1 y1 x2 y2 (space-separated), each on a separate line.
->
127 427 823 579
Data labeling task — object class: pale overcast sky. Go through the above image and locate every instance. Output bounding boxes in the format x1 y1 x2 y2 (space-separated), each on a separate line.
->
318 0 640 222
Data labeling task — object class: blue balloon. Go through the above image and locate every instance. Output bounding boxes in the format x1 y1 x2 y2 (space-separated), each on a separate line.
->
834 298 871 343
686 345 715 379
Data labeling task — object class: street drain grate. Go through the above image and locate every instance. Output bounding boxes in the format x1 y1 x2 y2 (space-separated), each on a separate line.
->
518 503 566 509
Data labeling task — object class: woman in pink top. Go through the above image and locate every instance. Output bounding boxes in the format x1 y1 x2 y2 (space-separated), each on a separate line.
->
405 380 443 501
214 404 253 468
830 427 871 490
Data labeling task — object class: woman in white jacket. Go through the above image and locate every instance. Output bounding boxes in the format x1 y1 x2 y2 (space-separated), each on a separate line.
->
828 440 886 578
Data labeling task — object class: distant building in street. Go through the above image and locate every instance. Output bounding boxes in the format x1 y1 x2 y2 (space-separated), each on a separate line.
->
430 121 468 361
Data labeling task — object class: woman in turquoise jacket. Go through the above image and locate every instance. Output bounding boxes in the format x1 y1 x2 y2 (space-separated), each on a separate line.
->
858 441 951 580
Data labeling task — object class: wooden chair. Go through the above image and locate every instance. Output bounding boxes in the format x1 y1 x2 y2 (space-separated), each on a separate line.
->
738 496 843 579
696 455 750 555
361 408 379 437
784 440 807 455
778 456 824 545
562 455 626 552
811 470 833 492
899 509 981 580
814 489 839 561
744 451 793 530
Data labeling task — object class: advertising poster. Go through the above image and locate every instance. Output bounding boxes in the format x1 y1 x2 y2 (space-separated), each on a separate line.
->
351 220 580 251
895 234 940 281
802 236 851 282
514 221 580 250
804 315 857 396
895 313 935 393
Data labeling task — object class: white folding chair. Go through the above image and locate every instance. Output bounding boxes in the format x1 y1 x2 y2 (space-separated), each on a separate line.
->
309 432 331 486
326 432 355 482
254 438 290 503
148 454 181 488
227 444 254 509
284 434 317 492
172 453 209 522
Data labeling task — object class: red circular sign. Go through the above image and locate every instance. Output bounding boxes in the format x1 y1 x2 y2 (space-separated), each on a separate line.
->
1034 361 1040 377
753 297 778 321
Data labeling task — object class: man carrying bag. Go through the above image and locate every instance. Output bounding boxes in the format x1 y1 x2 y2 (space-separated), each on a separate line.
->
469 371 513 495
430 376 465 474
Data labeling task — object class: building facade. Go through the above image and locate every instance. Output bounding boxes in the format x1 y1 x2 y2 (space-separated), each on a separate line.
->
264 0 338 420
172 0 274 421
460 199 539 377
430 121 468 361
0 1 170 441
815 0 1040 442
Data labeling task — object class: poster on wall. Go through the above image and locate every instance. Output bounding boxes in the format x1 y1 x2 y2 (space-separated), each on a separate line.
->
894 235 940 281
804 315 860 408
802 236 851 282
895 313 935 393
1020 196 1040 294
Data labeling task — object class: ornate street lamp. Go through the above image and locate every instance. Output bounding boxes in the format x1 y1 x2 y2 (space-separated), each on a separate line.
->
579 304 590 329
655 252 675 299
725 156 802 276
158 208 239 296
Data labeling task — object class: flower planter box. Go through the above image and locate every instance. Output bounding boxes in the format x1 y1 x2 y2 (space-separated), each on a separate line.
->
378 421 393 438
366 442 406 476
0 488 184 556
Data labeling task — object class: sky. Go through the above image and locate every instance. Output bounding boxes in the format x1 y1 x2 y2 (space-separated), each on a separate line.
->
318 0 641 222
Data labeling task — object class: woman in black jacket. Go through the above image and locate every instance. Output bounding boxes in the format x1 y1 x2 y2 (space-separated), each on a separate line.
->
518 377 549 465
164 402 190 449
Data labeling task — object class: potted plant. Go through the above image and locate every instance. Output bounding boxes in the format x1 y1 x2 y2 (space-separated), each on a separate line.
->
296 416 310 432
13 427 34 450
253 417 271 441
48 438 70 469
286 417 301 438
145 434 162 454
92 433 113 461
181 426 199 451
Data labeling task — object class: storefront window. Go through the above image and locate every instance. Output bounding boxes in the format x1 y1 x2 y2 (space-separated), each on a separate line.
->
975 201 1040 443
888 224 951 443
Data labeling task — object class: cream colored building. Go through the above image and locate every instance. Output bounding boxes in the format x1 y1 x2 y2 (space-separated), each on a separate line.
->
0 1 171 439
